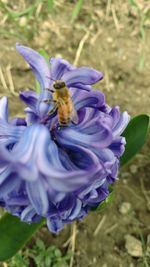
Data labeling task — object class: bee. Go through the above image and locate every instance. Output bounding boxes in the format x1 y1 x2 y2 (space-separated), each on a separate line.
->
43 80 78 126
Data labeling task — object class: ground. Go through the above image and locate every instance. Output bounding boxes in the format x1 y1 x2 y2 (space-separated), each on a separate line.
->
0 0 150 266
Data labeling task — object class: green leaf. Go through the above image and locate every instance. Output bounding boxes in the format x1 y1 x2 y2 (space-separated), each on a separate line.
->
0 0 42 19
71 0 84 22
121 114 149 166
38 48 49 63
35 80 41 93
0 213 44 261
47 0 54 14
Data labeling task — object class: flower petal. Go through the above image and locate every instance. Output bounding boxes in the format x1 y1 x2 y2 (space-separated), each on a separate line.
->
16 43 51 90
0 97 8 121
0 171 19 197
62 67 103 87
0 119 25 146
21 205 41 223
50 57 74 80
112 111 130 136
68 198 82 220
19 90 38 111
26 179 49 216
109 137 126 156
47 216 63 233
72 89 105 111
55 121 112 149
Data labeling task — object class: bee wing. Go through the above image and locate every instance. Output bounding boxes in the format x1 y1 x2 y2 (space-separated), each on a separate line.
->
71 105 79 124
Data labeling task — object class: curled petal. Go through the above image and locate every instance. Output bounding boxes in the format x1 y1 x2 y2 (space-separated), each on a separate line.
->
112 111 130 136
47 216 63 233
21 205 41 223
55 122 112 149
10 117 26 126
0 124 103 193
0 97 8 121
68 198 82 220
72 83 91 92
107 159 119 183
26 180 49 216
24 107 39 125
0 119 25 146
109 137 126 157
7 124 50 181
19 90 38 111
0 171 20 197
16 44 51 90
73 90 106 111
62 67 103 87
50 57 74 80
40 142 104 192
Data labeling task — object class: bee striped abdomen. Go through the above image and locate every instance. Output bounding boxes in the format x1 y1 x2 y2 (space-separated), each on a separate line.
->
58 98 72 126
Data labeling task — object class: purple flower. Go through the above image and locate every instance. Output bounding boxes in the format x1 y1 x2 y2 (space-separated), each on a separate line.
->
0 44 130 233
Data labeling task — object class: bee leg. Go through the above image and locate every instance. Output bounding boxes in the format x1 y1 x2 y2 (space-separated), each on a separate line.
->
41 99 57 105
47 103 58 115
44 88 54 93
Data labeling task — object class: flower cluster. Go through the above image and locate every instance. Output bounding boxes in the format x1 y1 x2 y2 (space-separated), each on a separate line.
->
0 44 130 233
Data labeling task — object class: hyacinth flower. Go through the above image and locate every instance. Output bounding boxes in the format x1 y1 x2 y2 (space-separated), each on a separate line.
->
0 44 130 233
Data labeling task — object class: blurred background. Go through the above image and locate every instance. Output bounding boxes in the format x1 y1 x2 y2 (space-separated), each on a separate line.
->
0 0 150 266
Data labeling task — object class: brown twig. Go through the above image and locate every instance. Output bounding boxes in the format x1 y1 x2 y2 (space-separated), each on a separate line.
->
6 64 18 96
0 65 8 92
106 0 112 18
0 15 8 26
105 223 118 234
90 29 102 45
35 2 43 18
93 215 107 236
69 222 77 267
73 24 93 66
111 4 120 32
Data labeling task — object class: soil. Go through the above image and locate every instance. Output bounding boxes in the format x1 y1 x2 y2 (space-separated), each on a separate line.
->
0 1 150 266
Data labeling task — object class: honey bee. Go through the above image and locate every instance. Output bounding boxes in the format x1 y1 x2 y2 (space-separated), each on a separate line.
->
43 80 78 126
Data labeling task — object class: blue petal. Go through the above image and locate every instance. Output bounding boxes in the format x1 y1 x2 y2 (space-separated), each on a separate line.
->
0 119 25 146
21 205 41 223
50 57 73 80
47 216 63 233
62 67 103 86
109 137 126 156
16 44 51 90
0 123 102 192
0 97 8 121
24 108 39 125
68 198 82 220
107 159 119 183
8 124 50 181
95 148 115 164
112 111 130 136
78 178 106 199
10 117 26 126
42 145 104 192
72 90 105 111
0 171 19 197
26 180 49 216
19 90 38 111
71 83 91 92
55 121 112 149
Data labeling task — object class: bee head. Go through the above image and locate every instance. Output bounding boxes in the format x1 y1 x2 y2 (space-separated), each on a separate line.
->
53 80 66 90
